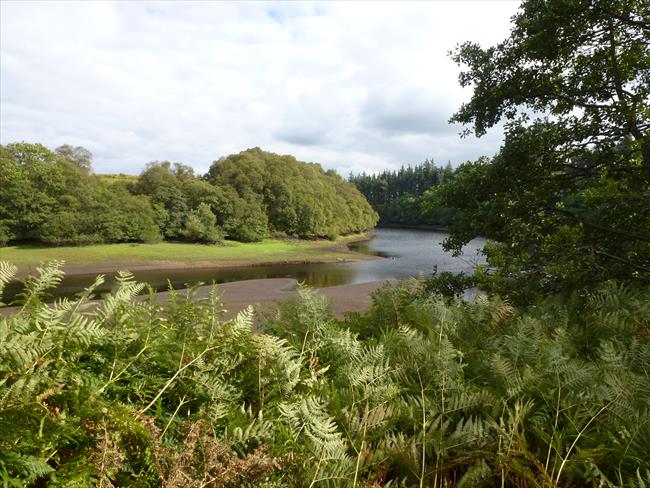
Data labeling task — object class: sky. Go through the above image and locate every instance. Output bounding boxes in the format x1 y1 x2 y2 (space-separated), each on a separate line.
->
0 1 520 176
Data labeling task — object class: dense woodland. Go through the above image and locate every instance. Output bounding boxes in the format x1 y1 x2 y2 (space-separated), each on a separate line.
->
1 0 649 486
0 146 378 246
349 161 457 227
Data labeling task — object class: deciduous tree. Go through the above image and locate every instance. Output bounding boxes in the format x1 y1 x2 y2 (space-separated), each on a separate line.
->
442 0 650 300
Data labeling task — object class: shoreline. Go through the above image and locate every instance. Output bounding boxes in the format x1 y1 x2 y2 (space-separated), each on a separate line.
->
5 233 379 279
1 277 397 320
376 223 449 231
40 255 375 279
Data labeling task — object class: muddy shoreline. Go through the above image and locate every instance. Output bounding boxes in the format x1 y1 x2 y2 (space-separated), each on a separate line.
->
1 278 396 320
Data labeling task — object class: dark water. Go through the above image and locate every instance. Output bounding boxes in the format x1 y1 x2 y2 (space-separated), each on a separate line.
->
3 228 485 302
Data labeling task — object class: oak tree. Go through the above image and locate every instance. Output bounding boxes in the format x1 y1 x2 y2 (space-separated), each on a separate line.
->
442 0 650 300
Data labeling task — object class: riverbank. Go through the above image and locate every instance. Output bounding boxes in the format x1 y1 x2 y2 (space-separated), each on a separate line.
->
0 277 396 320
1 234 377 278
155 278 396 320
377 223 449 231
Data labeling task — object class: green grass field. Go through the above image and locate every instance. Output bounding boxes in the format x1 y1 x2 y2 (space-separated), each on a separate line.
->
0 235 367 273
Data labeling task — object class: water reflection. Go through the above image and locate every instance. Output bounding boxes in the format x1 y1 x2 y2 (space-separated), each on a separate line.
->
347 228 485 280
4 228 485 302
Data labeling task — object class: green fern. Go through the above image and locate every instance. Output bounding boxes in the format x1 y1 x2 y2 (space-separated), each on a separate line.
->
16 260 66 309
1 264 648 486
0 261 18 306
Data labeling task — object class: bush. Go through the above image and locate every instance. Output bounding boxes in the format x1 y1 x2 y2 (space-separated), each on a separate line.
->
182 203 225 244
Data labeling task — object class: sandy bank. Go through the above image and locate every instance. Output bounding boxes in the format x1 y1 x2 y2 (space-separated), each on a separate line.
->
1 278 396 320
144 278 394 320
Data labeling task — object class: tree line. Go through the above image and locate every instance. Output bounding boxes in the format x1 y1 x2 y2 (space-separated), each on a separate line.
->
349 160 457 227
0 145 378 246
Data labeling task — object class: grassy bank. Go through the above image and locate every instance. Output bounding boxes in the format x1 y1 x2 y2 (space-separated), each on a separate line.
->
0 234 370 275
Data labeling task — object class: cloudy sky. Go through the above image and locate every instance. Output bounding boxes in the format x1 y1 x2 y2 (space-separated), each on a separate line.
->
1 1 519 176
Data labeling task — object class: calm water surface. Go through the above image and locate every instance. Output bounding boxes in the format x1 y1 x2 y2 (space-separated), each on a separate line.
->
4 228 485 301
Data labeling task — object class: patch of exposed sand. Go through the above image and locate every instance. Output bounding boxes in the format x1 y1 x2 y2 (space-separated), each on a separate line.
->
152 278 395 320
1 278 397 320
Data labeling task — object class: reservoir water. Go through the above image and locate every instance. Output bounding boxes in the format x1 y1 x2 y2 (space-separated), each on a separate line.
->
3 228 485 301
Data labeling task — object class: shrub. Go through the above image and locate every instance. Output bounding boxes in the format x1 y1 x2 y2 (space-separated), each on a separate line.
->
182 203 224 244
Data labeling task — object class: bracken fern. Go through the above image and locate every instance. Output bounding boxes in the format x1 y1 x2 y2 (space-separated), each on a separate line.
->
1 262 648 487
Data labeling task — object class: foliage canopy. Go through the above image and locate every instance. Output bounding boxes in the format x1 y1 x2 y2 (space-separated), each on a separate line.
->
207 148 378 239
349 160 457 227
0 143 160 246
0 145 377 246
440 0 650 300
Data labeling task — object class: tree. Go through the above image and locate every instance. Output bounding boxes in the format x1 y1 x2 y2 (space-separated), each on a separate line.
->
133 161 190 239
207 148 377 238
451 0 649 175
1 143 160 246
182 203 224 244
441 0 650 300
1 143 67 241
55 144 93 172
349 159 455 226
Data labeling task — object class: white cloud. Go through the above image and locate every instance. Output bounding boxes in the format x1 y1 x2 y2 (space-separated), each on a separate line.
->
0 0 520 175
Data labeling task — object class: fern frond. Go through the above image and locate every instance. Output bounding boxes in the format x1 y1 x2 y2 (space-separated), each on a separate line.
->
253 334 302 397
231 306 255 338
279 396 350 462
0 261 18 305
17 261 65 308
456 459 491 488
70 274 105 315
95 270 145 323
490 354 523 397
0 453 55 484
